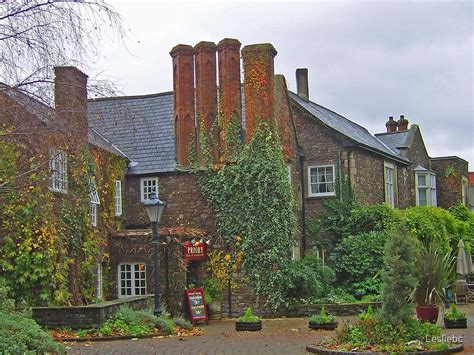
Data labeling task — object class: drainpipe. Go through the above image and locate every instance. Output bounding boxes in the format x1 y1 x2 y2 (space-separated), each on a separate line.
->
298 149 306 256
338 149 343 202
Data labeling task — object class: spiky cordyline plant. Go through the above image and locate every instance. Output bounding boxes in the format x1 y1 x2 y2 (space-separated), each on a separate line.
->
411 243 455 306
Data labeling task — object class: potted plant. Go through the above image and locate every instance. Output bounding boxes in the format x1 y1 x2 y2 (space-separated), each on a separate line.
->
444 304 467 328
411 243 455 324
235 307 262 331
308 306 337 330
203 275 223 320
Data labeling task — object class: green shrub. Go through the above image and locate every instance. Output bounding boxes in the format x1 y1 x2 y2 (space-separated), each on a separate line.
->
358 305 376 320
380 224 417 326
0 310 64 353
284 254 335 301
237 307 261 322
400 206 462 253
155 317 175 335
449 203 474 249
172 317 193 330
444 304 467 321
203 275 223 302
351 204 400 234
331 231 387 290
309 306 336 324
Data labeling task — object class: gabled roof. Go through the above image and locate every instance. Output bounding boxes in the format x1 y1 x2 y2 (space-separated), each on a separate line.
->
88 92 175 175
1 83 128 159
289 92 409 164
375 125 418 154
0 83 54 123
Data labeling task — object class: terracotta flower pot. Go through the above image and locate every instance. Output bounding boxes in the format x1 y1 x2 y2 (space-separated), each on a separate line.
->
416 305 439 324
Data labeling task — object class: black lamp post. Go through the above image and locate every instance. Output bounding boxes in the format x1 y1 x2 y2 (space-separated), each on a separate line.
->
143 189 166 316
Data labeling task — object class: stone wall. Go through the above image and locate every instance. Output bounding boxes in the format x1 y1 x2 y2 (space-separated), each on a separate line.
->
107 233 190 315
431 157 469 209
123 172 217 232
32 295 152 329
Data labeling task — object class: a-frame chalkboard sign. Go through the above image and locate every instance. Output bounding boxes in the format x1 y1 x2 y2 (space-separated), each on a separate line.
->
185 288 209 325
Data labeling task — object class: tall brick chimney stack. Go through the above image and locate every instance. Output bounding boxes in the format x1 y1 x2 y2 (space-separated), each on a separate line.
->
54 66 88 141
398 114 409 131
170 44 196 167
385 116 398 133
242 43 277 141
194 41 218 163
217 38 242 160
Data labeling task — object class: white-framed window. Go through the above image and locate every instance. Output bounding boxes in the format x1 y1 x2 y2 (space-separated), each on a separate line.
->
308 164 336 197
49 148 68 193
97 264 103 301
89 176 100 227
89 177 100 204
118 263 147 298
140 177 158 202
90 203 98 227
115 180 122 216
462 177 468 206
415 169 437 206
384 162 395 208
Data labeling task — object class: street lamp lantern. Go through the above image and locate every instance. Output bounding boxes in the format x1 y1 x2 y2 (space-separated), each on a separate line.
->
143 190 165 224
143 189 166 316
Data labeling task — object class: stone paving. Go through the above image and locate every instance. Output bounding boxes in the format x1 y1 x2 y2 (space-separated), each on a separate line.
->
66 304 474 354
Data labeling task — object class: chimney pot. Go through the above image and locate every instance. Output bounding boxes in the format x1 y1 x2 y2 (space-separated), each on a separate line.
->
398 114 409 131
296 68 309 101
385 115 398 133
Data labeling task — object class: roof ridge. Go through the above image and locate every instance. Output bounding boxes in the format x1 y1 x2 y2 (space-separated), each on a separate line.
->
88 91 173 102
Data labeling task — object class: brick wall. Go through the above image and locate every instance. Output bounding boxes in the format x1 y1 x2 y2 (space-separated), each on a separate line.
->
123 172 217 231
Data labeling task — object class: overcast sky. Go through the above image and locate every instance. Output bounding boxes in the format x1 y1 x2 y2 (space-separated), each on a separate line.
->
91 0 473 167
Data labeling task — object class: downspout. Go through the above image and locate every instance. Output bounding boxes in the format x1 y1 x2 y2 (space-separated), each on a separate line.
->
298 149 306 255
338 149 343 202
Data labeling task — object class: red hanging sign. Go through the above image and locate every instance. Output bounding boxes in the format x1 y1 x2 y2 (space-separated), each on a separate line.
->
185 288 209 325
183 241 207 261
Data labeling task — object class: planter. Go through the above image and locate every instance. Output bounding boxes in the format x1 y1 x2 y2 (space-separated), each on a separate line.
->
235 320 262 331
444 318 467 329
208 300 222 320
416 305 439 324
308 321 337 330
306 343 464 354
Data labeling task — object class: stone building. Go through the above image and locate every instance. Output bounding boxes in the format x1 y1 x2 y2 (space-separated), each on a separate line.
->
0 67 129 305
85 38 468 315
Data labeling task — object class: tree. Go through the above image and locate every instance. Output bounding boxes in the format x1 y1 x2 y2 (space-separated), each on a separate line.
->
0 0 124 103
379 224 418 326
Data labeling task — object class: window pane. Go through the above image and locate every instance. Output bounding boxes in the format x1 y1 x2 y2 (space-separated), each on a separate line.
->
418 175 426 186
419 188 427 205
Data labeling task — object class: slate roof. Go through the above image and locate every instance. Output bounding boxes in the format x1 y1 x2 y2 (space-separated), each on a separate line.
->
289 92 409 163
88 92 175 175
374 131 410 154
1 83 129 159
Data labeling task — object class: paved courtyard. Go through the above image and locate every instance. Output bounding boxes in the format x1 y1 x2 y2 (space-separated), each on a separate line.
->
67 304 474 354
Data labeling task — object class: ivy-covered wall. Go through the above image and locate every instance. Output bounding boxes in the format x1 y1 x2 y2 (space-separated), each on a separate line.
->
0 97 127 306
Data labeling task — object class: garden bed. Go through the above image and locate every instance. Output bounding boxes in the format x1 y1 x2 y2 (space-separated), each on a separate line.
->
306 343 464 354
50 326 203 342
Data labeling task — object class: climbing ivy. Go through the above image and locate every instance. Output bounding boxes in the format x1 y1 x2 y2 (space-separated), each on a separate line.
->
0 130 126 306
193 122 296 309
